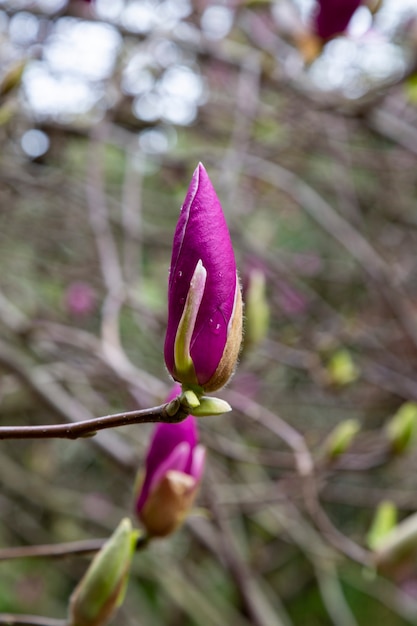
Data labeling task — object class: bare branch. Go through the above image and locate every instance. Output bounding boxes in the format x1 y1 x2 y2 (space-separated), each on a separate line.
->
0 534 148 561
0 400 187 441
0 615 66 626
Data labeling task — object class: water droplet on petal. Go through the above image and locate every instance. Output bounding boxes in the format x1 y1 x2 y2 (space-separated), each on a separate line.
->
209 318 221 335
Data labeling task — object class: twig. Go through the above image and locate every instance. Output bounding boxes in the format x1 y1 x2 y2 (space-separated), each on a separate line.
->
121 145 144 288
0 401 187 441
314 561 359 626
242 154 417 352
33 320 167 400
341 568 417 624
0 534 148 561
224 391 370 565
0 339 138 464
0 616 66 626
0 539 106 561
86 123 125 297
223 389 313 477
205 467 293 626
367 108 417 158
302 473 372 566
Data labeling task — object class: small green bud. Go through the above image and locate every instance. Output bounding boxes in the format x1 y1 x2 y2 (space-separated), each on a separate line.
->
327 349 359 386
69 518 139 626
244 268 270 349
181 389 201 410
191 396 232 417
366 501 398 551
324 419 360 459
165 396 181 417
374 511 417 572
386 402 417 453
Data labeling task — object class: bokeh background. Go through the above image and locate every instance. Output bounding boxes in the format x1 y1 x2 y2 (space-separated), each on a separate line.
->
1 0 417 624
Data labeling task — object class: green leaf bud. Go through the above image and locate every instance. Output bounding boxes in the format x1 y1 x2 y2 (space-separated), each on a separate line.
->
324 419 360 459
386 401 417 454
366 501 398 551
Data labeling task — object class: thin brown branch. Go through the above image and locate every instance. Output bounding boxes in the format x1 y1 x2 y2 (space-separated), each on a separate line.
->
0 534 149 561
302 473 372 566
0 401 187 441
224 389 314 477
205 467 292 626
33 320 167 400
0 539 106 561
242 153 417 352
0 339 137 465
0 616 66 626
367 108 417 158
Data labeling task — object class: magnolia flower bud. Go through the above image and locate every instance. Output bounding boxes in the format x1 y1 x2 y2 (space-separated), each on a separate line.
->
164 163 242 392
314 0 362 40
135 385 206 537
68 518 138 626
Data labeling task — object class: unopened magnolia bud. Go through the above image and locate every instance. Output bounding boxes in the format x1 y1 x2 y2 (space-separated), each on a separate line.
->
324 419 360 459
314 0 361 41
367 501 397 551
164 163 242 392
386 402 417 454
136 385 206 538
140 470 199 537
68 518 138 626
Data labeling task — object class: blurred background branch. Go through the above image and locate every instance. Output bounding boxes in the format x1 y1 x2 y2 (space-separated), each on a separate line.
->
1 0 417 624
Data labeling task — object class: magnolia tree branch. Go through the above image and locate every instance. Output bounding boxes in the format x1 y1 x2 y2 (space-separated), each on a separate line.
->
0 339 139 464
0 616 66 626
0 402 187 441
0 534 149 561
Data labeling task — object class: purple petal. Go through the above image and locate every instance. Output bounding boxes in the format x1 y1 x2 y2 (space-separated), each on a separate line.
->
190 444 206 482
147 441 191 501
165 163 237 385
314 0 361 39
136 384 199 513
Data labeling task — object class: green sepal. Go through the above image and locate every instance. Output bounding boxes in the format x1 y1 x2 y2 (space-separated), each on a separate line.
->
191 396 232 417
